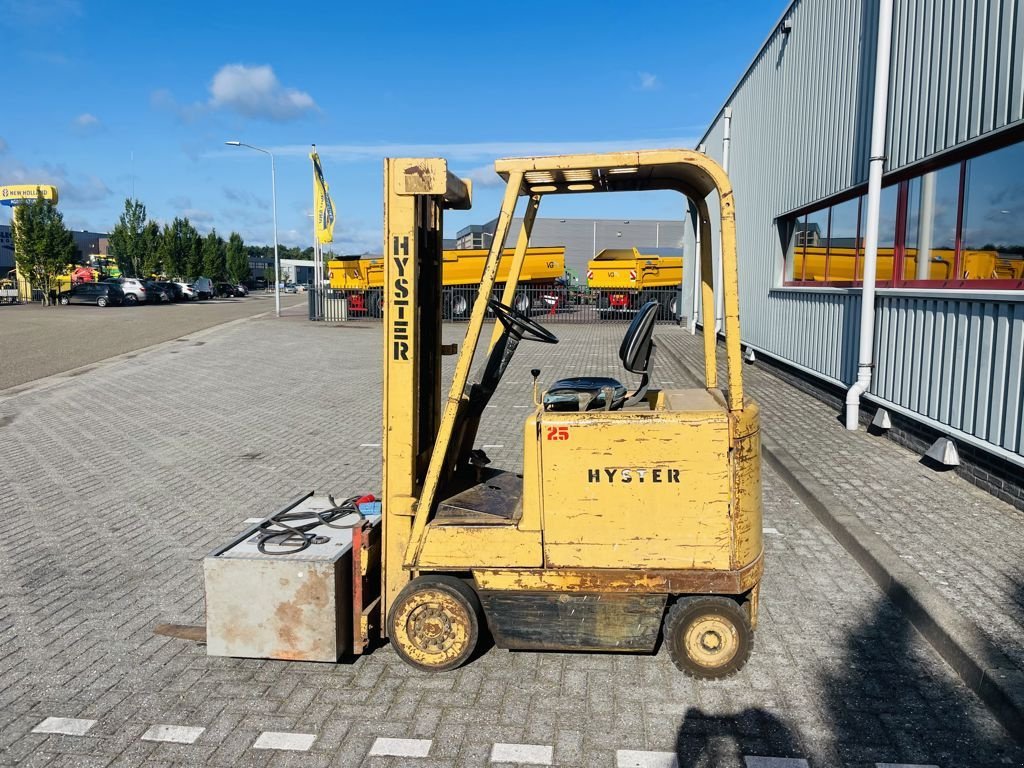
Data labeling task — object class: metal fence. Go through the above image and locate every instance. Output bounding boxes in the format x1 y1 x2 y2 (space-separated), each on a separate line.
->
309 283 687 325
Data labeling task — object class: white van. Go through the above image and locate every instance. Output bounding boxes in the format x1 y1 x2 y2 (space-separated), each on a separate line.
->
193 277 215 300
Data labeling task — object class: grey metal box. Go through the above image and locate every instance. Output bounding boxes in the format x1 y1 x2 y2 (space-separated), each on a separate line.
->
204 494 374 662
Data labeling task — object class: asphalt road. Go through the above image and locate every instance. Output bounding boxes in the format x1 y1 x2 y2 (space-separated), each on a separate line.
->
0 292 306 391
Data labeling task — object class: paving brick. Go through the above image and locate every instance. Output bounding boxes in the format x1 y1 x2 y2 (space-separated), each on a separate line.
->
0 319 1021 767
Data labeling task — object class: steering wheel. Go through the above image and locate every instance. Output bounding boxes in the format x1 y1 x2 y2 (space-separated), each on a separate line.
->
488 298 559 344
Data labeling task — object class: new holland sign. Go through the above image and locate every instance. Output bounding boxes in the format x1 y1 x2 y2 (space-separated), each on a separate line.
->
0 184 59 206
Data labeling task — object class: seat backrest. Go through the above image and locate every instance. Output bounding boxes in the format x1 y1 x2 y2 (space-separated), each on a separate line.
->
619 301 659 374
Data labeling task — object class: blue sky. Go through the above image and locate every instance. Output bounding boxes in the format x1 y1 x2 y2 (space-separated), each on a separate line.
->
1 0 789 253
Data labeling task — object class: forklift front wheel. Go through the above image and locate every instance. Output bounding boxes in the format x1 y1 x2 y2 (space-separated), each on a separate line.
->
388 576 481 672
664 596 752 679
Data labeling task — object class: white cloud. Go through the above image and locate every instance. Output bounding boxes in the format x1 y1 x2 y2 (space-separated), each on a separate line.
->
0 156 110 206
62 175 111 204
182 208 215 226
223 186 269 209
208 64 316 121
637 72 660 91
456 164 505 188
72 113 101 134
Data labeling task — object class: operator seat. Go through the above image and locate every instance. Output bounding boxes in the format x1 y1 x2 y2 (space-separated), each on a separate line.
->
543 300 659 411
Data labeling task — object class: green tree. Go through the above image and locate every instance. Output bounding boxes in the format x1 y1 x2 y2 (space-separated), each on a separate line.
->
226 232 249 284
158 217 193 278
202 229 226 280
12 194 76 305
186 223 204 278
107 198 148 277
141 220 162 277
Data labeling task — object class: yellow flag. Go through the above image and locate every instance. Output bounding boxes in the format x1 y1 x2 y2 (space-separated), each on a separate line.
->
310 151 336 244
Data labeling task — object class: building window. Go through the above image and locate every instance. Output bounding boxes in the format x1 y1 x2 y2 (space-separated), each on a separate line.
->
782 136 1024 289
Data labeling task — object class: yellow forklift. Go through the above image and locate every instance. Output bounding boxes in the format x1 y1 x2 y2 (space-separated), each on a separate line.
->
201 149 762 679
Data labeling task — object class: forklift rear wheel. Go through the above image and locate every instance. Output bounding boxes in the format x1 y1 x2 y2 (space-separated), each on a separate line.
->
664 596 752 679
388 575 481 672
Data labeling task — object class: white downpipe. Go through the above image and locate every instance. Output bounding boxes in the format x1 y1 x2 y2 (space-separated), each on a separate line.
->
846 0 894 430
689 202 700 333
715 107 732 334
915 171 936 279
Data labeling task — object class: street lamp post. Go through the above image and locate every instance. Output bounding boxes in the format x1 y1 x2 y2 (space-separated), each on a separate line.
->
225 140 280 317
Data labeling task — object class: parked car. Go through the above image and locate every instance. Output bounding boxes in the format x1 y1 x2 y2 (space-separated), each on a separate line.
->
193 277 215 300
172 281 195 300
283 283 298 294
157 281 185 301
144 281 172 303
234 282 249 296
216 282 244 298
58 282 124 307
104 277 147 305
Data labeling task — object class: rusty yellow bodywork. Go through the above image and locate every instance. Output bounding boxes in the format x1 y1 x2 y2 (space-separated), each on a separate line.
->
380 149 762 658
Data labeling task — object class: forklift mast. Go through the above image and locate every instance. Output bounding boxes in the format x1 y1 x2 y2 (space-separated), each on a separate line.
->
381 159 471 621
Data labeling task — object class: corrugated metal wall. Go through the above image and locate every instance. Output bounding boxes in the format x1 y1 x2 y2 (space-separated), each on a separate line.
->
873 297 1024 454
697 0 1024 459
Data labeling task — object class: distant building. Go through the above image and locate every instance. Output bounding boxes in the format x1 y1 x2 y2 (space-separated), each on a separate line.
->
0 225 13 271
0 225 108 272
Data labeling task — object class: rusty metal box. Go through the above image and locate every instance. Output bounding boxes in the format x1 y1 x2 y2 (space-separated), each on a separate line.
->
204 493 379 662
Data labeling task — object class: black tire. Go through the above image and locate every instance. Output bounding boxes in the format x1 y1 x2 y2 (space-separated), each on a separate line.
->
512 291 531 315
367 289 384 319
661 291 679 321
663 596 752 679
59 296 70 306
639 291 659 315
444 289 471 321
97 296 108 308
388 575 482 672
124 294 138 305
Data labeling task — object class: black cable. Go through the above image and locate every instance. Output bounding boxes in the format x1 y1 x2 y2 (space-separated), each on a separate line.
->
256 495 366 555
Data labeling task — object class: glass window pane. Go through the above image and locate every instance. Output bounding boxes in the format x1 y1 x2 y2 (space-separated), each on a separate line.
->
786 215 805 281
961 141 1024 281
905 164 960 280
801 209 829 282
825 198 860 281
875 184 898 280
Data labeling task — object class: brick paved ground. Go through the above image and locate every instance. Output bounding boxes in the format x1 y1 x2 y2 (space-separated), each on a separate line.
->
0 317 1021 766
655 329 1024 676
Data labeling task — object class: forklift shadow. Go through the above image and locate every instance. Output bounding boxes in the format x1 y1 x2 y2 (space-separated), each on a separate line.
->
818 595 1022 766
673 706 801 767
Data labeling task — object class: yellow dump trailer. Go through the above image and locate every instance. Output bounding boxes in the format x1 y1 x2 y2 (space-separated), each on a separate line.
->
792 246 1012 283
327 246 565 318
587 247 683 320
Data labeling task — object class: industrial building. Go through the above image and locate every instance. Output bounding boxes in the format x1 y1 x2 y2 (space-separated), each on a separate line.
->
458 217 686 279
0 225 108 272
691 0 1023 504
